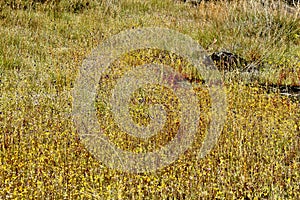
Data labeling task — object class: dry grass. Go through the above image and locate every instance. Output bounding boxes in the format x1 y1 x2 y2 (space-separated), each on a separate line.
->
0 0 299 199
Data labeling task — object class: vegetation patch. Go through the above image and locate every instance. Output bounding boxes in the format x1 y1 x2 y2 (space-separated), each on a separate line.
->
0 0 299 198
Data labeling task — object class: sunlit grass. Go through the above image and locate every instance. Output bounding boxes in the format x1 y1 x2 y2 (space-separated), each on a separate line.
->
0 0 299 198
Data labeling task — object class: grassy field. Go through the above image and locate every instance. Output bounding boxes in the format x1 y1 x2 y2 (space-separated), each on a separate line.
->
0 0 300 199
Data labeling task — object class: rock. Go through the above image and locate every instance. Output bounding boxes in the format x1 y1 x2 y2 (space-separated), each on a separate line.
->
210 51 248 72
182 0 202 4
259 84 300 102
282 0 299 7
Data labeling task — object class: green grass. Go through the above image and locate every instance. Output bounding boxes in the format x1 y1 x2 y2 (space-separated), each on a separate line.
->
0 0 299 199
